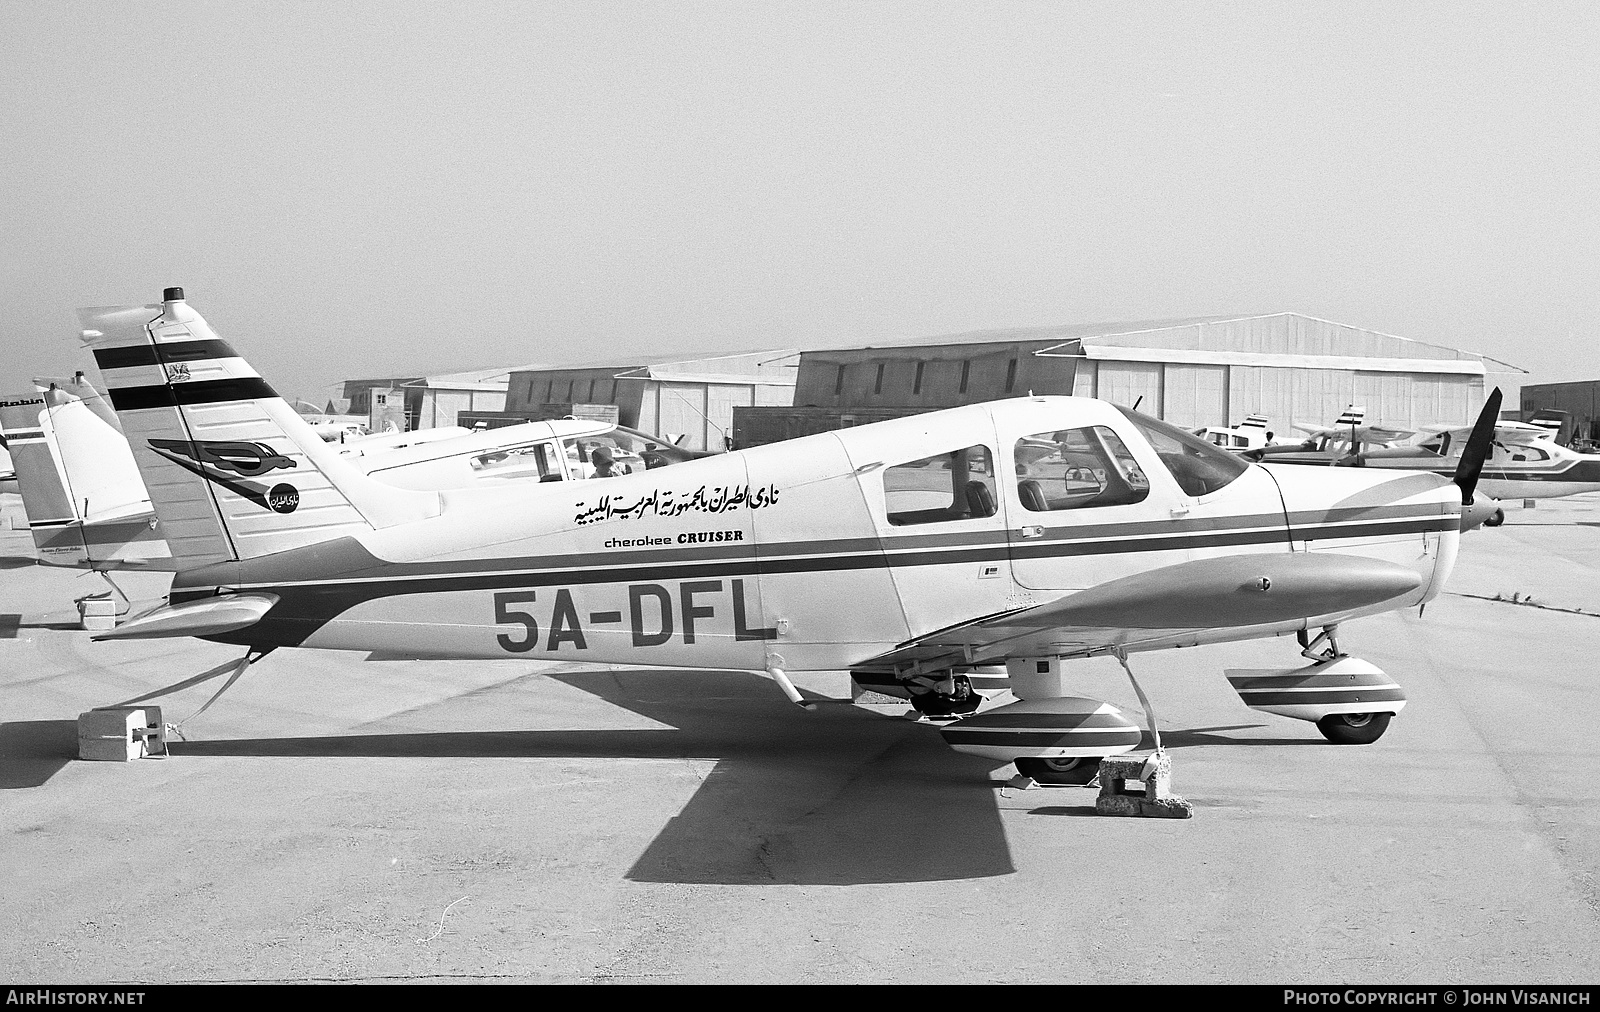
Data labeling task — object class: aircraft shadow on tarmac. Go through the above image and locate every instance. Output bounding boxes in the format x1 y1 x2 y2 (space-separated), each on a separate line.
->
1153 724 1309 748
0 671 1312 882
0 719 78 790
162 669 1021 885
0 614 93 635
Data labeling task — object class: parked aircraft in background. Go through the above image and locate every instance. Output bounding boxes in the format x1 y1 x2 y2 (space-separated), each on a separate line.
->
1248 406 1415 465
339 418 711 489
1243 404 1509 526
0 369 710 582
1358 419 1600 503
1194 414 1275 453
0 442 16 494
1523 408 1599 454
78 290 1502 787
0 374 171 573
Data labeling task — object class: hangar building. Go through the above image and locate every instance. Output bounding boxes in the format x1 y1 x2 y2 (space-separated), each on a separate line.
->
338 366 520 431
734 313 1510 448
476 351 797 451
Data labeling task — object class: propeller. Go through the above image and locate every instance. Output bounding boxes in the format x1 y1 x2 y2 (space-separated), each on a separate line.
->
1452 387 1503 505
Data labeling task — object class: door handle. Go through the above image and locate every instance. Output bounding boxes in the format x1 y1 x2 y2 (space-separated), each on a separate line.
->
1170 507 1191 517
1018 525 1045 539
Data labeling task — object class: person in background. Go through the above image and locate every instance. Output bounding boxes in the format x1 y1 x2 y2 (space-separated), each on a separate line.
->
592 445 621 478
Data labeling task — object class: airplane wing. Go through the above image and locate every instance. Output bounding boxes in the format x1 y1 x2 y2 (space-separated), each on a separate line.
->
855 552 1423 675
1358 425 1414 444
1491 422 1556 446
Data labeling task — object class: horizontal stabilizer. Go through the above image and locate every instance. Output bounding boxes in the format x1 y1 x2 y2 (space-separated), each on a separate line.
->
1004 553 1422 630
93 593 278 641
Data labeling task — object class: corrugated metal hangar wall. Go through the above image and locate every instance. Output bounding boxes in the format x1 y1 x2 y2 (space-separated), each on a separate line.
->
773 314 1490 444
1067 314 1485 436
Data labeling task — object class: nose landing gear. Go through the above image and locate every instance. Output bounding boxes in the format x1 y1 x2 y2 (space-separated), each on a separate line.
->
1226 625 1406 745
1316 711 1392 745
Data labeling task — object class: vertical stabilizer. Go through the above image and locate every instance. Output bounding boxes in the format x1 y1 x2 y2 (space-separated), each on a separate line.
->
80 289 440 568
37 375 149 524
0 392 88 565
1334 405 1366 428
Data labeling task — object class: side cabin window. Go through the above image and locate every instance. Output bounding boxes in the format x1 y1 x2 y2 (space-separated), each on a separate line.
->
883 445 997 526
1117 406 1249 497
470 441 563 482
1015 426 1150 511
1496 442 1548 463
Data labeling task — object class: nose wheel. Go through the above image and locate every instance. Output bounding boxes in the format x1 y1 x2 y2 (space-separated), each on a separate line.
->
1316 711 1391 745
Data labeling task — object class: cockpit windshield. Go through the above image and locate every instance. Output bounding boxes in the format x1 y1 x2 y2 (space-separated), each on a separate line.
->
1115 406 1250 497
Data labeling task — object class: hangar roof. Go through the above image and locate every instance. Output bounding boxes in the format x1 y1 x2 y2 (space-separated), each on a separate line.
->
807 312 1522 373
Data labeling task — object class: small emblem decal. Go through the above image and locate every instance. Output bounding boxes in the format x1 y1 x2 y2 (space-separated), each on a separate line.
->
168 362 192 382
266 483 300 514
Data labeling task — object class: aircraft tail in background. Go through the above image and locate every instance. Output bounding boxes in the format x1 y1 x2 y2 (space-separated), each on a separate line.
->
0 380 167 569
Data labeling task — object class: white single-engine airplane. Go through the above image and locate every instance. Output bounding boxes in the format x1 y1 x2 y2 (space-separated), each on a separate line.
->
1194 414 1275 453
1 372 708 576
1356 420 1600 503
79 290 1501 785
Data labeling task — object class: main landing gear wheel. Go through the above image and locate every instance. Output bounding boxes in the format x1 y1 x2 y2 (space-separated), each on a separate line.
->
908 673 982 718
1316 711 1391 745
1014 756 1103 786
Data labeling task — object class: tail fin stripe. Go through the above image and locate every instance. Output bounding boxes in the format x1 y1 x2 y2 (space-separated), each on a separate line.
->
94 339 241 371
108 378 279 412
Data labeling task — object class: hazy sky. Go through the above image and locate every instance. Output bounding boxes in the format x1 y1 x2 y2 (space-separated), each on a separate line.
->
5 2 1597 405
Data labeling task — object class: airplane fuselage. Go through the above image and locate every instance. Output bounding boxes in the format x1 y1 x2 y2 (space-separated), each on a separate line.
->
166 398 1464 674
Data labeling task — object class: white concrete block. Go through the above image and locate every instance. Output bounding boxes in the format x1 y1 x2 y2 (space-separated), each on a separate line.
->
77 706 165 761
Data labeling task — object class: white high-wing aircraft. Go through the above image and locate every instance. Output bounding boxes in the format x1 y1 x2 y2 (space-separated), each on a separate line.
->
1 372 708 574
1194 414 1274 452
79 290 1500 784
1252 405 1416 462
1359 420 1600 502
1247 405 1508 527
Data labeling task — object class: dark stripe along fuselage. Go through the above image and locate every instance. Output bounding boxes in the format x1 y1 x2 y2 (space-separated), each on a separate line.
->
173 503 1455 648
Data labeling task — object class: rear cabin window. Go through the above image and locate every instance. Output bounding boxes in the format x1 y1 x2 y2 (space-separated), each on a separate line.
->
1116 406 1249 497
471 441 562 481
1500 443 1549 462
883 445 998 526
1014 427 1150 511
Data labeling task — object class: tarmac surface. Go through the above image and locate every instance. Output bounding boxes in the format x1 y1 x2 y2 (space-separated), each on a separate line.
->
1 492 1597 984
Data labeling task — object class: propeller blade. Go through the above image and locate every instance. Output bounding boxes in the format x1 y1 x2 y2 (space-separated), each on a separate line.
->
1452 388 1503 505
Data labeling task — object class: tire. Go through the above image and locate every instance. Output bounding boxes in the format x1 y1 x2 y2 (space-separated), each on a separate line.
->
1316 711 1392 745
1484 509 1505 527
1014 756 1103 786
908 674 981 718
